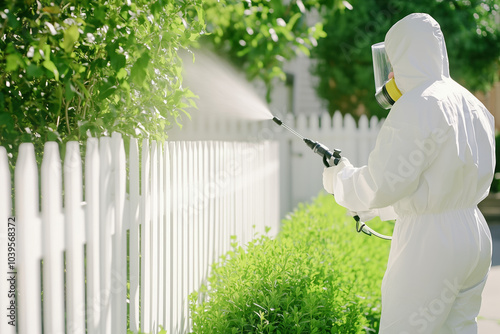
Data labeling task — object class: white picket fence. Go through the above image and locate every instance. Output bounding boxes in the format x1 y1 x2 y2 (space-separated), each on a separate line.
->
0 134 280 334
169 111 382 216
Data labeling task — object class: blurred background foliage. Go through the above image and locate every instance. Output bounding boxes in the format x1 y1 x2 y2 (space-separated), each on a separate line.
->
1 0 499 157
199 0 338 102
312 0 500 119
0 0 335 158
0 0 206 160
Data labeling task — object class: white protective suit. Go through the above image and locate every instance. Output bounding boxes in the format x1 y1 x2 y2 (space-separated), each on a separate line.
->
323 13 496 334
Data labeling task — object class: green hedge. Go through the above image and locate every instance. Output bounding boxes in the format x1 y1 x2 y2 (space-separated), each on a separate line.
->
190 194 394 333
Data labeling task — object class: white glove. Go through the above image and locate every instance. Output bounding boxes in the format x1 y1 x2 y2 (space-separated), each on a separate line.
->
322 157 351 194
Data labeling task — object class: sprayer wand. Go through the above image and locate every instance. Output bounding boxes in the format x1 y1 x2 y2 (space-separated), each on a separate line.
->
271 115 392 241
272 117 342 167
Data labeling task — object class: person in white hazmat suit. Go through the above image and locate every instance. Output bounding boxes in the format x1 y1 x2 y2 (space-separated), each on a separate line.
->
323 13 496 334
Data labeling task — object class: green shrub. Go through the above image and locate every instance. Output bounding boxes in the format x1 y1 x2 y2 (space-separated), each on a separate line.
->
190 193 393 333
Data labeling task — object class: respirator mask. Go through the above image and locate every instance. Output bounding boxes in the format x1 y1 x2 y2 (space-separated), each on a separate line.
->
372 42 402 109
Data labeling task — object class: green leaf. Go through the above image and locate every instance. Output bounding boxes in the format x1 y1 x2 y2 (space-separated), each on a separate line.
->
27 64 44 78
53 85 63 115
130 66 147 87
136 50 151 68
0 112 14 128
196 6 205 27
151 1 163 17
5 54 23 72
65 81 76 100
296 43 310 57
93 5 107 23
116 68 128 80
73 79 90 99
62 25 80 53
6 12 20 29
42 6 61 14
98 80 117 100
287 12 302 29
120 80 130 91
111 54 126 72
130 51 151 86
237 47 251 57
43 60 59 81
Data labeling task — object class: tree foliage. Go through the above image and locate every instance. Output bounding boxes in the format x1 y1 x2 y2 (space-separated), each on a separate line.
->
312 0 500 119
0 0 340 158
0 0 204 156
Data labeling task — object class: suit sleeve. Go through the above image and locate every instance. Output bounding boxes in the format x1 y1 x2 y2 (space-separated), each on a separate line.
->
322 101 442 213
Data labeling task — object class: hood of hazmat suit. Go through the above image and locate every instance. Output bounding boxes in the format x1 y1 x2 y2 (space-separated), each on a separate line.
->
323 13 496 333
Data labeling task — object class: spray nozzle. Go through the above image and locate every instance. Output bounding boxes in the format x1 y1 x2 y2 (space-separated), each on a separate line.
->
272 116 283 126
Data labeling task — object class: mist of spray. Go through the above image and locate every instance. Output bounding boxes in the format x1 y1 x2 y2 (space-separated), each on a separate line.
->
182 50 274 121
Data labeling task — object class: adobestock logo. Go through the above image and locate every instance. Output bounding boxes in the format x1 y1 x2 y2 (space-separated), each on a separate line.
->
400 278 461 333
384 127 448 191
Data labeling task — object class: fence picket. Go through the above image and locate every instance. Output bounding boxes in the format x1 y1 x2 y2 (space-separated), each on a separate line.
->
221 142 228 256
65 141 86 334
257 142 265 234
320 112 332 133
215 142 222 256
174 142 181 333
214 142 221 262
343 114 357 163
170 141 179 333
181 141 189 333
150 141 159 330
358 115 370 166
196 140 203 292
41 142 65 334
129 138 140 332
15 143 42 334
246 142 253 243
206 141 214 273
296 113 308 134
85 138 102 334
99 137 113 334
240 143 249 245
111 133 128 334
202 142 212 286
163 143 173 333
140 138 151 333
158 141 165 328
233 143 243 248
272 141 280 238
263 142 270 233
189 143 197 301
186 142 195 333
228 143 235 249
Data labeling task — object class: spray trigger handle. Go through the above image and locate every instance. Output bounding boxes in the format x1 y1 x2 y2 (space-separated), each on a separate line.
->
303 138 341 167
